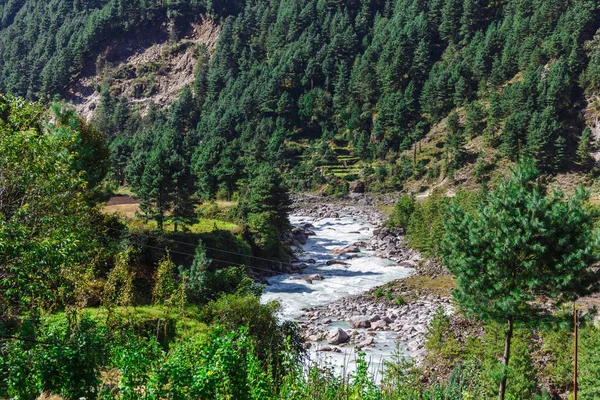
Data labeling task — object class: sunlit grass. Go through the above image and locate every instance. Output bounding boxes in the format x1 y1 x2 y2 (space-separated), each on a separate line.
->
49 305 209 340
127 218 241 235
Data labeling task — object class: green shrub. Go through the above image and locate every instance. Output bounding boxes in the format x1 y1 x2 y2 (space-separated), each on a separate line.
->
201 294 303 367
0 316 108 399
145 328 274 400
580 323 600 399
388 194 416 229
112 335 163 400
395 296 406 306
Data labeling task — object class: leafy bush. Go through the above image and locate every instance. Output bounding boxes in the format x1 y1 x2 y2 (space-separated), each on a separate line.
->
201 294 294 364
388 194 416 229
0 316 108 399
580 323 600 399
145 328 273 400
387 190 480 258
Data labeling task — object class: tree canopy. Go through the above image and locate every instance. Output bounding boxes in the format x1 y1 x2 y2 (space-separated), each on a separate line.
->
441 161 600 399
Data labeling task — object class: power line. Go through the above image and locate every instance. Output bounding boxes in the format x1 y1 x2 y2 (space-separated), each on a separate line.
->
101 234 396 292
104 226 291 266
103 225 400 287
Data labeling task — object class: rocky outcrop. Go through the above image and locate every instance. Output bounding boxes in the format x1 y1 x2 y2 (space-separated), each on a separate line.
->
330 245 361 255
326 328 350 345
367 227 422 265
349 316 371 328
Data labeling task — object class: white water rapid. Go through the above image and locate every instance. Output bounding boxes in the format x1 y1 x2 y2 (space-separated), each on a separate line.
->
261 214 414 379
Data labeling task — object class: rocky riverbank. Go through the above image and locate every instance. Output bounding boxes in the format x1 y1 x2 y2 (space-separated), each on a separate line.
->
287 194 453 364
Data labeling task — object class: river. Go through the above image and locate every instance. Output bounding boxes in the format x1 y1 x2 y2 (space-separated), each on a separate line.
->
261 213 414 379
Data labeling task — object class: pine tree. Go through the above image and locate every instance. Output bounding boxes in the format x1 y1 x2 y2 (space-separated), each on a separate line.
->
464 101 485 139
442 162 599 400
459 0 482 41
138 134 173 230
444 111 465 175
577 126 595 168
170 85 198 133
132 125 195 231
553 135 566 173
439 0 463 45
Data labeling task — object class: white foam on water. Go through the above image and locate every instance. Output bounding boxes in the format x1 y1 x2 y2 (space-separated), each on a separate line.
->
261 214 413 380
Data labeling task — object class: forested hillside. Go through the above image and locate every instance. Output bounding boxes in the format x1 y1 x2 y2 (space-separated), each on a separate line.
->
4 1 600 399
3 0 600 197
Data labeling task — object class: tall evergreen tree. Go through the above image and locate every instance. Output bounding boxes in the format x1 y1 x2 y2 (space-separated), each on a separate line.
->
444 111 465 175
577 126 595 168
442 162 599 400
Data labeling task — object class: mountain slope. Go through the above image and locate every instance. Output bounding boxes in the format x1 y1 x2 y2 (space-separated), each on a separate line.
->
2 0 600 197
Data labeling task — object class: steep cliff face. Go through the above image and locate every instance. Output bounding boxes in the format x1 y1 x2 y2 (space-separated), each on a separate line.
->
68 17 221 120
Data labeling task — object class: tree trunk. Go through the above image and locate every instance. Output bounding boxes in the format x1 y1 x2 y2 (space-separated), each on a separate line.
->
413 142 417 167
498 317 514 400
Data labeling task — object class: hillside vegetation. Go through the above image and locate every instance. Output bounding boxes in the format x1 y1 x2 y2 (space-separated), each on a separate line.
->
3 1 600 196
3 1 600 399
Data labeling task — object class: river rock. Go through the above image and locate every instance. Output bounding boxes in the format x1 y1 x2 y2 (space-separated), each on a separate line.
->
326 328 350 345
349 316 371 329
349 180 366 194
291 263 308 271
371 320 388 330
399 260 417 268
326 260 350 266
330 245 360 255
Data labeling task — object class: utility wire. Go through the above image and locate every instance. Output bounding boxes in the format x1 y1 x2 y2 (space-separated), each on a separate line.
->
104 226 292 266
103 225 399 286
102 234 396 292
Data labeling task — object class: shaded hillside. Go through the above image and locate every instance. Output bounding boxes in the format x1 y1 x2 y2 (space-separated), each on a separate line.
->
0 0 239 99
3 0 600 197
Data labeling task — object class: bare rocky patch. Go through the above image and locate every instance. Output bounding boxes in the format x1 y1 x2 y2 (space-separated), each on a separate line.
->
67 17 221 120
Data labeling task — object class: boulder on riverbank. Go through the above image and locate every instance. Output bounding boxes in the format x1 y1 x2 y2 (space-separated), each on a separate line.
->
326 328 350 345
330 245 360 255
326 260 350 266
349 316 371 329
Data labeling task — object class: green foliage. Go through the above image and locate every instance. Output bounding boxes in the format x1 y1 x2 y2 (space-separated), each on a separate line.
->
441 161 599 397
152 253 177 305
0 95 105 319
0 316 108 399
3 0 600 191
236 163 291 258
444 111 465 175
406 191 449 258
424 308 460 367
111 334 163 400
577 126 595 168
143 328 274 400
127 122 195 231
182 241 260 303
388 194 416 229
0 0 226 100
201 294 284 361
443 162 599 323
386 189 479 258
579 323 600 399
